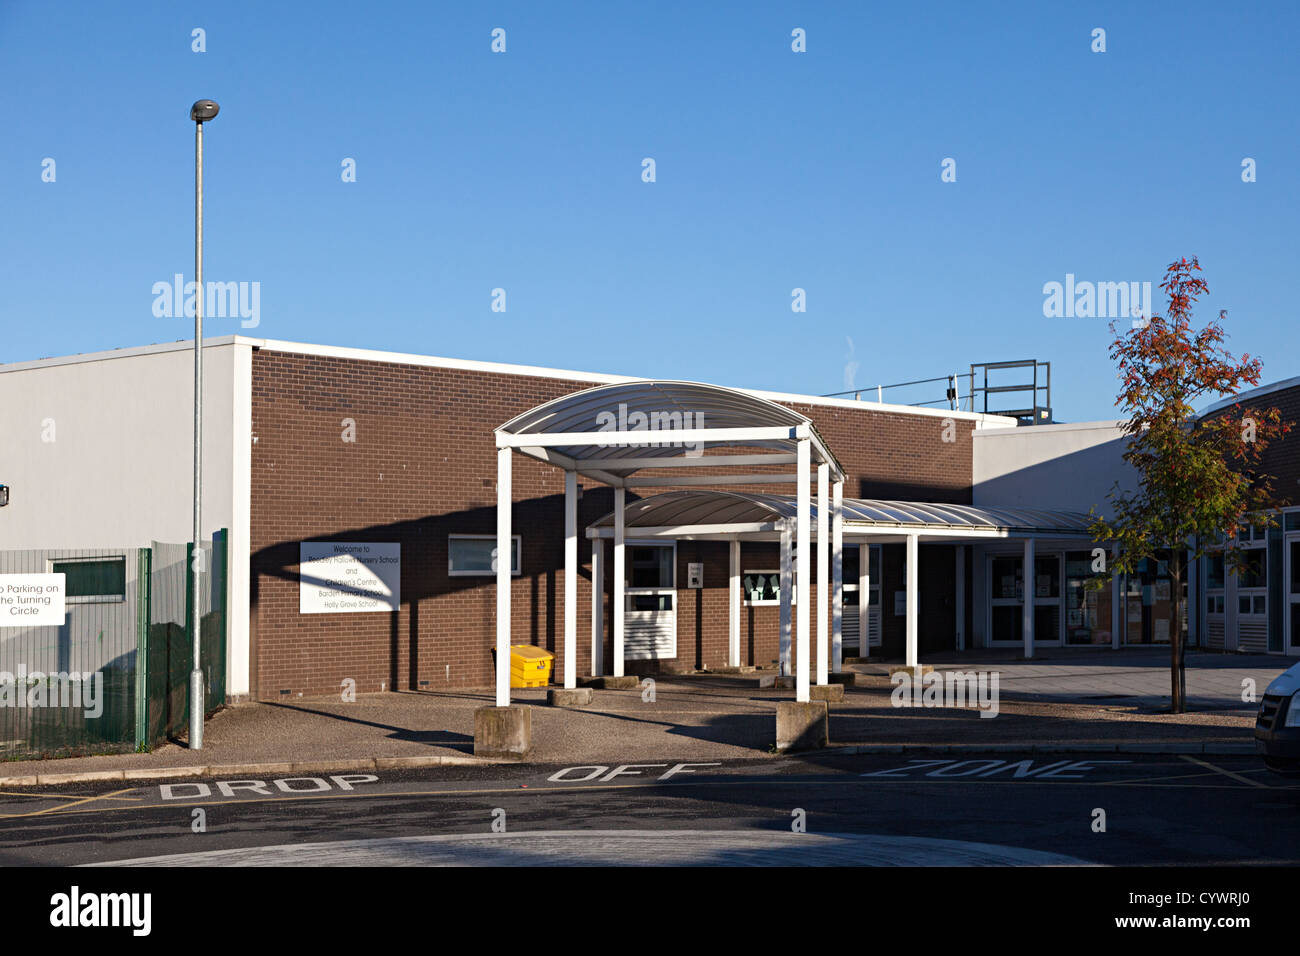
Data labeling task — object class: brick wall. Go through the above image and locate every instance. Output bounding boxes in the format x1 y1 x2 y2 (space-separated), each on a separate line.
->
1198 383 1300 510
249 348 975 699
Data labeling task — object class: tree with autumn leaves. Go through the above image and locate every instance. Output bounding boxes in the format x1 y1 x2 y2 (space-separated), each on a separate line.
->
1090 257 1292 713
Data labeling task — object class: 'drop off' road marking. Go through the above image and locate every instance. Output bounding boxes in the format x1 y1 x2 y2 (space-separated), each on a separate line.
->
159 774 380 800
547 763 723 784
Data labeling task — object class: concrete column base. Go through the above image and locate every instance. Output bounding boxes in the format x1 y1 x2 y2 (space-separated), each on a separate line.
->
828 672 857 686
547 687 594 707
775 700 829 751
759 674 796 689
578 675 639 690
844 656 876 664
473 705 532 759
889 665 934 679
810 683 845 702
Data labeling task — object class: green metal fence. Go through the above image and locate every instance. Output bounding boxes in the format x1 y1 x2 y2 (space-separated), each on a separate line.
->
144 534 227 744
0 532 228 761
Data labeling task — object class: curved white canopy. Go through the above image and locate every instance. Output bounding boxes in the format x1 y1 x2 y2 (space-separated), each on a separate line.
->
589 490 1094 537
496 380 843 484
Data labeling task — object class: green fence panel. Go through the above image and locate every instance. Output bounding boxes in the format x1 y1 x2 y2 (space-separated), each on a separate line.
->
0 536 229 759
0 548 139 761
145 536 228 746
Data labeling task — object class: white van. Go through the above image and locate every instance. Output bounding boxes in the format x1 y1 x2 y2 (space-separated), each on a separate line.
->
1256 661 1300 775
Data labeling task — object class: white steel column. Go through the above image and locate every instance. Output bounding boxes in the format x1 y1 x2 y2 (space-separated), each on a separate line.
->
613 486 626 678
1225 552 1240 651
955 544 965 651
1110 543 1121 650
728 537 741 667
563 470 578 689
591 538 605 676
779 521 792 676
905 533 919 668
796 438 811 703
1023 537 1036 659
831 480 843 673
859 542 870 658
495 446 512 707
816 462 829 685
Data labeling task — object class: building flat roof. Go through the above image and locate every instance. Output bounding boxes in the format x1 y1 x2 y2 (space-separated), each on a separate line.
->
0 336 1020 427
1199 374 1300 417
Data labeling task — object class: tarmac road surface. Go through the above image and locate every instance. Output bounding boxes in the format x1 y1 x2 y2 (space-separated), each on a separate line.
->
0 751 1295 866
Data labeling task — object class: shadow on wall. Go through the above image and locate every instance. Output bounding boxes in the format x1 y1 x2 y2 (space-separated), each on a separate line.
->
974 433 1137 516
852 477 972 504
250 489 635 693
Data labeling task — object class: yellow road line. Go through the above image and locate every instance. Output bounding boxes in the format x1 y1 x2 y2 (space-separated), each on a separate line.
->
1179 755 1273 789
0 787 139 819
0 790 94 801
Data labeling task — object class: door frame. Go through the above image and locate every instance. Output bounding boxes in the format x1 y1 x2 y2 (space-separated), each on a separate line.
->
1285 532 1300 657
986 549 1065 647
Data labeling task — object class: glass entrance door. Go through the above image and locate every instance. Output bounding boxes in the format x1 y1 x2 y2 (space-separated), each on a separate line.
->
989 555 1023 644
1031 554 1062 645
989 552 1063 645
1287 536 1300 656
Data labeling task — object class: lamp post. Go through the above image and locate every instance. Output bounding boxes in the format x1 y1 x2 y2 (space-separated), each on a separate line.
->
189 98 219 749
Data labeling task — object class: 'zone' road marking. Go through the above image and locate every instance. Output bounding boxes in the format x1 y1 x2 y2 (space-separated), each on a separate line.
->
860 758 1132 779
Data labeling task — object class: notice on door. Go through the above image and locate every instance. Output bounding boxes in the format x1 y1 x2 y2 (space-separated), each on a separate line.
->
299 543 400 614
0 574 66 626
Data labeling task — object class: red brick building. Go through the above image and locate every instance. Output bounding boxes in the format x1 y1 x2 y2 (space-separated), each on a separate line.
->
247 342 1000 701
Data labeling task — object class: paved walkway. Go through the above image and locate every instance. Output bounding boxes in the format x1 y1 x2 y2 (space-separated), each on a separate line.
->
868 648 1287 713
0 649 1288 780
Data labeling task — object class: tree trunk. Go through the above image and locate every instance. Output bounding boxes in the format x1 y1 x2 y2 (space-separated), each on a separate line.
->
1170 550 1185 714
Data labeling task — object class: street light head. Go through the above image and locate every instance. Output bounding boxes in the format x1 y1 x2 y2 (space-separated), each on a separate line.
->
189 99 220 122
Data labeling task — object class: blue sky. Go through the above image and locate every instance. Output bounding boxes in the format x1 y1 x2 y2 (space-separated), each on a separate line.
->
2 1 1296 420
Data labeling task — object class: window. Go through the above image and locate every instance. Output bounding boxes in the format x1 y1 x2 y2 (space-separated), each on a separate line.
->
1286 511 1300 532
842 544 881 605
625 543 675 614
448 535 520 576
50 557 126 604
1238 550 1266 590
991 556 1023 601
1235 523 1273 544
1064 551 1112 645
1033 556 1060 599
1205 554 1226 590
1206 594 1224 615
628 545 674 589
743 570 797 606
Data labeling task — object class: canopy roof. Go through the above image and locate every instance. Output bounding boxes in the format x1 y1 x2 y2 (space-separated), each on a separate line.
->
588 490 1094 538
496 380 843 484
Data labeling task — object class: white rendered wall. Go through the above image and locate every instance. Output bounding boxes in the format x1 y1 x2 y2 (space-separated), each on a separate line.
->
973 420 1135 518
0 338 252 696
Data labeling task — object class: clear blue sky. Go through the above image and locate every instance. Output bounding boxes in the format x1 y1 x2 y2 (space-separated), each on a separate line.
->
2 0 1296 421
